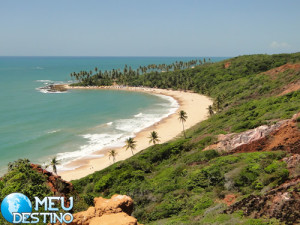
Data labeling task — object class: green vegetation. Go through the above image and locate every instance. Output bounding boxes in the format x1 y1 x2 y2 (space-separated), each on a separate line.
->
0 159 83 225
73 144 288 224
0 159 51 202
72 52 300 224
0 159 52 225
70 59 209 86
1 53 299 224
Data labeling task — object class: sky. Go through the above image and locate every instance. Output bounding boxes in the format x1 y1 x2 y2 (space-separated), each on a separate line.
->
0 0 299 57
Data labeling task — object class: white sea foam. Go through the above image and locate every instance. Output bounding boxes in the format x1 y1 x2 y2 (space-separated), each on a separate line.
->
134 112 143 117
56 133 127 163
116 94 178 133
47 129 61 134
57 92 179 169
36 79 69 94
115 113 162 133
36 80 52 83
155 94 179 109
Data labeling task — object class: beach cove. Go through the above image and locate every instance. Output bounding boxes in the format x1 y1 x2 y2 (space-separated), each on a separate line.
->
60 85 212 181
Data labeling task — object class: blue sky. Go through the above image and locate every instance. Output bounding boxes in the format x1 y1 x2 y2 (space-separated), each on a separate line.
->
0 0 299 56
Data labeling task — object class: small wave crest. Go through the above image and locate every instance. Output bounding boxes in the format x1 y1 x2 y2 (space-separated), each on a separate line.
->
134 113 143 118
56 93 179 169
47 129 61 134
115 113 163 133
155 94 179 108
56 133 127 164
36 80 52 83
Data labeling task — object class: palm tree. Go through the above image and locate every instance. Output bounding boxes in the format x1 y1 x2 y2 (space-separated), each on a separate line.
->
108 150 117 163
125 137 136 155
50 157 60 175
208 105 214 116
149 131 160 145
216 95 223 112
178 110 188 138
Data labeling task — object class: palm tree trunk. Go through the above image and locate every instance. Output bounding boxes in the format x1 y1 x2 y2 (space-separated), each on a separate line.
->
131 149 134 155
54 165 57 175
182 121 186 139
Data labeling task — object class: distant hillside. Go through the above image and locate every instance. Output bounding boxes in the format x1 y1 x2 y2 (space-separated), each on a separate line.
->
72 52 300 224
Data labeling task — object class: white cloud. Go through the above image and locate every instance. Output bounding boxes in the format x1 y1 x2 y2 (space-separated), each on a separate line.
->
270 41 291 49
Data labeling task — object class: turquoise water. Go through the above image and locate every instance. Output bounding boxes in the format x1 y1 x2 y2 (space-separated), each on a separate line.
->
0 57 226 174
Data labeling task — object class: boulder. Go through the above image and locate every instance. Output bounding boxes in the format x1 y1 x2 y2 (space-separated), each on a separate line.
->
204 112 300 154
89 212 138 225
50 194 141 225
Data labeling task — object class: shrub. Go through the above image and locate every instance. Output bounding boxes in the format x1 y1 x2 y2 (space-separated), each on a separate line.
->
193 196 214 212
94 173 113 192
184 150 220 164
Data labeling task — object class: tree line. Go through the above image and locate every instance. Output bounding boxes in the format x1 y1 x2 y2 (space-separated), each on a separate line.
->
70 58 211 87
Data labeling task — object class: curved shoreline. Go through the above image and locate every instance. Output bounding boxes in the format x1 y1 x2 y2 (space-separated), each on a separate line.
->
59 85 212 181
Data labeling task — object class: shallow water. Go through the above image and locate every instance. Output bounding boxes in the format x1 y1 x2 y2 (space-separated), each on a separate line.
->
0 56 225 174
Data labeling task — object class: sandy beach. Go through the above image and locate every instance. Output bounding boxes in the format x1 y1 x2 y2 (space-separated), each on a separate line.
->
60 85 212 181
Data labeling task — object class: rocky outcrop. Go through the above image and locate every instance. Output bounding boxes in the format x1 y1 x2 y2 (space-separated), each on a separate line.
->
225 177 300 224
205 113 300 154
278 80 300 96
89 212 138 225
283 154 300 178
224 62 231 69
222 194 237 206
52 195 141 225
30 164 74 207
262 63 300 95
263 63 300 79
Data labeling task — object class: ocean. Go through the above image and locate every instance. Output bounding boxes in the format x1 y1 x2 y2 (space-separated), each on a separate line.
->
0 56 226 174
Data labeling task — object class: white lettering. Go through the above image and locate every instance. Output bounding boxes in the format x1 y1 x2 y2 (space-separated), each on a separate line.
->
22 213 30 223
48 197 60 211
61 197 73 211
12 212 22 223
34 197 47 211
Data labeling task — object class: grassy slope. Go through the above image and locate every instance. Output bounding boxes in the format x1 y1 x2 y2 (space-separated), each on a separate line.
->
72 53 300 224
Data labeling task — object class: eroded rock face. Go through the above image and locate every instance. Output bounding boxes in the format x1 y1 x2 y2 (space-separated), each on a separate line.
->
30 164 74 201
283 154 300 178
89 212 138 225
204 121 284 152
263 63 300 79
225 177 300 224
205 112 300 154
52 195 141 225
224 62 231 69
